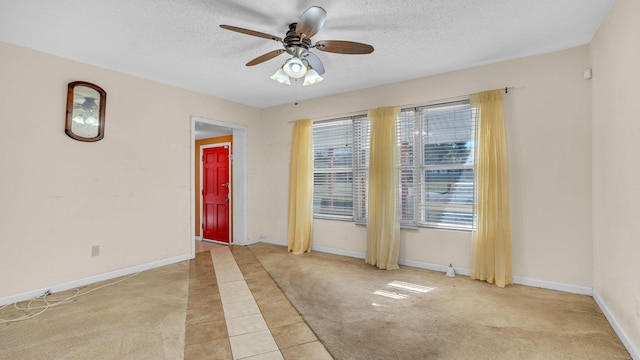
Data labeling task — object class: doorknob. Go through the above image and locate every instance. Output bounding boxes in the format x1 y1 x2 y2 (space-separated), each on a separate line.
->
221 183 229 187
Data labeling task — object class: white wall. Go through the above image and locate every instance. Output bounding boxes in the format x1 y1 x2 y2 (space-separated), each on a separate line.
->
591 0 640 354
259 46 593 288
0 42 261 299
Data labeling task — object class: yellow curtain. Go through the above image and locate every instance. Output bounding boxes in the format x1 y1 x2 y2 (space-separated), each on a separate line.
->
366 106 400 270
287 119 314 254
470 90 513 287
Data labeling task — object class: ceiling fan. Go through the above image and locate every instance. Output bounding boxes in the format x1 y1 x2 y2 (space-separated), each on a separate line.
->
72 97 99 125
220 6 374 86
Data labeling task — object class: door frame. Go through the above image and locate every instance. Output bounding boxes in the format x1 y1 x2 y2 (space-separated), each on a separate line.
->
200 142 232 244
190 117 248 257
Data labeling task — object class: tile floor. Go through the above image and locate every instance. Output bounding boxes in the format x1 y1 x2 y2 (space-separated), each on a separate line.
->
185 241 332 360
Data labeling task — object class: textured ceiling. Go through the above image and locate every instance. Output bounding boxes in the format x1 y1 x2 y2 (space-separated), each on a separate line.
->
0 0 612 108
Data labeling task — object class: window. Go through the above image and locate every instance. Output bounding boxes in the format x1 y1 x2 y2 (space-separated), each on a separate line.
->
312 100 475 230
419 101 475 229
312 118 354 219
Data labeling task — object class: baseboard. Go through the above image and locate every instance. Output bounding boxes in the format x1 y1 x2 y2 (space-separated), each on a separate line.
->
255 240 592 295
399 260 592 295
399 258 472 276
249 237 287 246
248 239 366 260
312 247 474 277
512 276 592 295
194 236 203 241
593 290 640 360
0 254 192 307
311 245 365 260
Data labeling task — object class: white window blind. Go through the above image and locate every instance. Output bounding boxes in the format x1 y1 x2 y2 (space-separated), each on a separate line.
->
312 119 354 219
312 100 475 230
353 116 369 223
397 110 417 224
420 101 475 229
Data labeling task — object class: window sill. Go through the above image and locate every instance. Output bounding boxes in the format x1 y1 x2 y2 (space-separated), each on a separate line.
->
313 215 354 222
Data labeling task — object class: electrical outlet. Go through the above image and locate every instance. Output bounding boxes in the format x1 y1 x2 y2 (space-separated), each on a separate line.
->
92 245 100 257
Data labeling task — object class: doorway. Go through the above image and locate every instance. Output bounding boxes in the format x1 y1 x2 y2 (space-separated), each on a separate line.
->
191 117 248 256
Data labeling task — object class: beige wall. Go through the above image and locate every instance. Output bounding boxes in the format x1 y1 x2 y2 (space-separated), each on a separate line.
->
0 42 261 298
260 46 593 287
591 0 640 352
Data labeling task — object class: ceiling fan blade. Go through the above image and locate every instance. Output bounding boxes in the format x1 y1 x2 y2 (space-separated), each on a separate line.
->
302 51 325 75
220 24 282 42
246 49 285 66
314 40 374 54
295 6 326 38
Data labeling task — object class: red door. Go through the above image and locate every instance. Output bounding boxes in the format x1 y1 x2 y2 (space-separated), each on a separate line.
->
202 146 230 242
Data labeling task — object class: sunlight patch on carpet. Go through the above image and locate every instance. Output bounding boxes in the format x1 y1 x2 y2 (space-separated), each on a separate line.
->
387 281 436 294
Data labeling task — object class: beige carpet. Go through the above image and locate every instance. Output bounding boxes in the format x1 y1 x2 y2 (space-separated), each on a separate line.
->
248 242 631 360
0 262 189 360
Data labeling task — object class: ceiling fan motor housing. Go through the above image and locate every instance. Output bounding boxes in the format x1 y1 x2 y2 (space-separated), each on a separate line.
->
284 23 311 55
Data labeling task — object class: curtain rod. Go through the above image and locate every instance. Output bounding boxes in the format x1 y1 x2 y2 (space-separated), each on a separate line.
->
287 86 518 123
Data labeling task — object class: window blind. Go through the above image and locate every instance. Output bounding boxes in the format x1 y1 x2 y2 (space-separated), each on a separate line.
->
419 101 475 229
397 110 417 224
353 116 369 223
312 119 354 219
312 100 476 230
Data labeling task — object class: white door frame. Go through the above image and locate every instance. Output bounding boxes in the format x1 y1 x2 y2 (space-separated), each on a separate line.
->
200 142 232 244
190 117 248 257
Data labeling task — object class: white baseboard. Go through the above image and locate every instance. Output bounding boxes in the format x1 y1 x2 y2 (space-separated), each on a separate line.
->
311 245 365 259
398 259 592 296
249 237 287 246
399 258 472 276
512 276 592 295
254 240 593 295
0 254 192 307
593 290 640 360
194 236 203 241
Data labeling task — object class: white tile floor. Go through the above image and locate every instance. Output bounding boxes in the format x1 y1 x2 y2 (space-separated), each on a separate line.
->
211 247 284 360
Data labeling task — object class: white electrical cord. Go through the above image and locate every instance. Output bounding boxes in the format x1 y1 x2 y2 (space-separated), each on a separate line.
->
0 225 188 324
0 272 139 324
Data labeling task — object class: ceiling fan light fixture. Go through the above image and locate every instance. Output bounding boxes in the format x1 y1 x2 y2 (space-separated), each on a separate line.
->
270 68 291 85
85 115 98 125
282 57 307 78
303 68 323 86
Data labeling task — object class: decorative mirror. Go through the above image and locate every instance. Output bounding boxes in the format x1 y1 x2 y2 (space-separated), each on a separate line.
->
65 81 106 142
